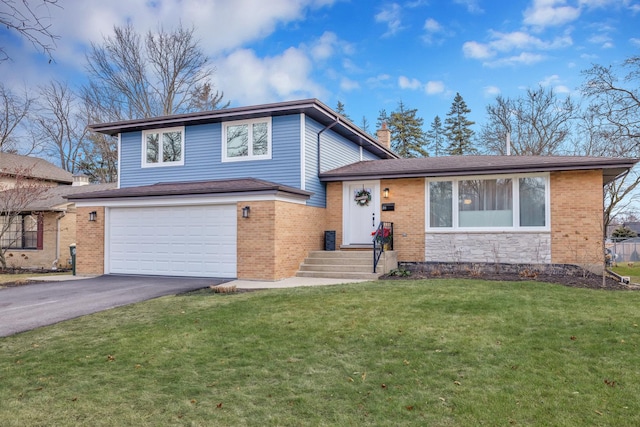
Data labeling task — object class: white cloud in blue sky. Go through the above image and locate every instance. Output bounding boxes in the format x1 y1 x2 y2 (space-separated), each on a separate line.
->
1 0 638 131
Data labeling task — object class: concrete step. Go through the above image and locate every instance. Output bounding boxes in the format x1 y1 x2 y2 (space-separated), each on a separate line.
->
295 271 382 280
303 257 373 266
298 263 376 273
306 250 372 259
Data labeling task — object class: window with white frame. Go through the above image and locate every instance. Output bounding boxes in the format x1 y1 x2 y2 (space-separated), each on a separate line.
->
222 118 271 162
427 174 548 230
142 127 184 167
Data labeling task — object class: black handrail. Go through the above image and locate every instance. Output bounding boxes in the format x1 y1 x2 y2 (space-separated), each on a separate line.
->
373 222 393 273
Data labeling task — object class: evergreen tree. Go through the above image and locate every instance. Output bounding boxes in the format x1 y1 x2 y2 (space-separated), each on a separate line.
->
444 92 476 155
335 101 351 121
376 108 389 129
425 115 446 156
387 100 428 158
360 116 371 134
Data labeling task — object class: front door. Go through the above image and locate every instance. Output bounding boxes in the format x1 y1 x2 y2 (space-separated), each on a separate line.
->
344 181 380 245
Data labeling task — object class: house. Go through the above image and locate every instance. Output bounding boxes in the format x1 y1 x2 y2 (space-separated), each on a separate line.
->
0 152 115 270
68 99 637 280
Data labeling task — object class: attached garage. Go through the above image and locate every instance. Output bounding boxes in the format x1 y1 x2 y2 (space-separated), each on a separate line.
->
107 204 237 278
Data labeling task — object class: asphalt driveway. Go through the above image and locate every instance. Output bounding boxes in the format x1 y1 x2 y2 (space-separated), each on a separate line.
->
0 275 227 337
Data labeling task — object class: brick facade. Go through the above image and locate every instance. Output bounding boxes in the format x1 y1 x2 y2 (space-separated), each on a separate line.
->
380 178 426 262
73 169 608 279
550 170 604 270
237 201 326 280
5 212 59 269
75 206 105 275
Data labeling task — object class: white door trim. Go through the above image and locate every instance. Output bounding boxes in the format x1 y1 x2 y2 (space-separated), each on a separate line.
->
342 180 380 246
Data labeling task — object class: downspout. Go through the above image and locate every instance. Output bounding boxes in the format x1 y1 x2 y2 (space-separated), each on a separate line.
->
54 212 66 270
317 117 339 174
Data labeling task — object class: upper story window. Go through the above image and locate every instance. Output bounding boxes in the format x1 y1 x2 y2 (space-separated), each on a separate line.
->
222 118 272 162
142 127 184 167
427 173 549 231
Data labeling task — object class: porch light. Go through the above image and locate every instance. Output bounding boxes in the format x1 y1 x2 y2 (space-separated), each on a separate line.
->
242 206 250 218
89 211 97 221
383 188 390 199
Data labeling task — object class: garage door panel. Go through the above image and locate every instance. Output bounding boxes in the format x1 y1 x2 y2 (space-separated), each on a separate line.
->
108 205 236 278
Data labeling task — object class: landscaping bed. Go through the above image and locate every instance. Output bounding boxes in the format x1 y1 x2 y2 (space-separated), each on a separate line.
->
384 262 635 290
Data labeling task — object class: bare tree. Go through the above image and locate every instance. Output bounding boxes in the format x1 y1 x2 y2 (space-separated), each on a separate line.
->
480 86 577 155
84 22 224 120
0 165 50 269
582 56 640 144
33 80 88 173
0 83 34 153
0 0 60 62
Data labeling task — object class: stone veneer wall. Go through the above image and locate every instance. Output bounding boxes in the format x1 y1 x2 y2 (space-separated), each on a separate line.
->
425 232 551 264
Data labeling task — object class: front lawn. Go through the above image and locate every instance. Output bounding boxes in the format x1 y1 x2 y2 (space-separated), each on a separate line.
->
1 279 639 426
610 263 640 284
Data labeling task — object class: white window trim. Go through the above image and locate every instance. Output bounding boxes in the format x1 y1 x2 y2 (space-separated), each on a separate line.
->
222 117 272 162
141 126 185 168
425 172 550 232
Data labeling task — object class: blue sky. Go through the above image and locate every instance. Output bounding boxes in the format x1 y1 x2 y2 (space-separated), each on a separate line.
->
1 0 639 133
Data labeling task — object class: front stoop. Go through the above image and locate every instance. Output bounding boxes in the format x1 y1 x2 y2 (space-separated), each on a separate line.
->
296 250 398 280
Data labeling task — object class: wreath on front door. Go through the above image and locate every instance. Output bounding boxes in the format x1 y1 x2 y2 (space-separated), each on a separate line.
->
354 188 372 207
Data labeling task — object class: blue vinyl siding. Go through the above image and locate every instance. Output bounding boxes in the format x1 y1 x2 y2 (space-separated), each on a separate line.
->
120 115 302 189
119 112 384 208
303 117 381 207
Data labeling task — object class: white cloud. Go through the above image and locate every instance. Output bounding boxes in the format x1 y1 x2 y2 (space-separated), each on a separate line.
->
523 0 581 28
485 52 546 67
462 41 495 59
424 18 443 33
555 85 571 93
398 76 422 90
340 77 360 91
539 74 561 86
375 3 405 37
483 86 501 97
463 30 571 67
214 47 325 106
631 38 640 47
366 74 393 88
425 80 445 95
454 0 484 13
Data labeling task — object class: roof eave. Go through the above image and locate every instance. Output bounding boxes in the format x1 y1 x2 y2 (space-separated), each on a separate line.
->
88 99 398 160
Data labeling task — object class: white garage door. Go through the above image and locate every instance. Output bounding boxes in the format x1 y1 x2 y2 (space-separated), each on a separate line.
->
108 205 236 278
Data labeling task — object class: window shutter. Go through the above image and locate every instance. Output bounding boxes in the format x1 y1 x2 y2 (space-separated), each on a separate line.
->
37 213 44 250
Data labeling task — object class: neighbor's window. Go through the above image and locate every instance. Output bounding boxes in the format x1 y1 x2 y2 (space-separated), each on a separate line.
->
142 127 184 167
426 174 548 230
223 118 271 161
1 214 39 249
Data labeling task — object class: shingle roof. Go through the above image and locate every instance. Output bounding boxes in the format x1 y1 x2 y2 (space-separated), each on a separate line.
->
26 183 118 211
66 178 313 200
319 155 638 185
0 152 73 184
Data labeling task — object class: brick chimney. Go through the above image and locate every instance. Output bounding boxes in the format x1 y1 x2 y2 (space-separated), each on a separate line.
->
376 122 391 150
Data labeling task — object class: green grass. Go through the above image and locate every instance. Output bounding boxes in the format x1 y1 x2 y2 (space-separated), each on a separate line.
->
610 263 640 284
2 279 640 426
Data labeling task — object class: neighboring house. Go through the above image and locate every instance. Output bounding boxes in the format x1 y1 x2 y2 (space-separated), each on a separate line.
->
0 152 115 269
69 99 637 280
